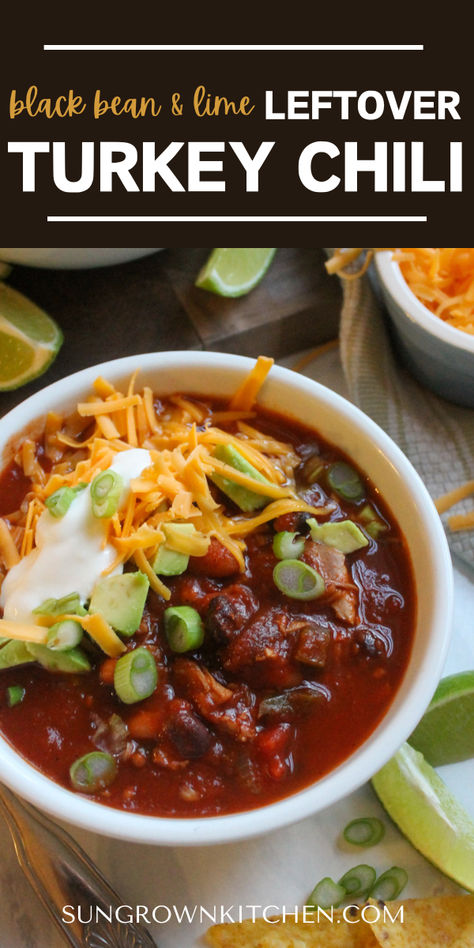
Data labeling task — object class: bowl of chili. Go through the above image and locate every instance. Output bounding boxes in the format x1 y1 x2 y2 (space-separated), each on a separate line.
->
0 351 452 845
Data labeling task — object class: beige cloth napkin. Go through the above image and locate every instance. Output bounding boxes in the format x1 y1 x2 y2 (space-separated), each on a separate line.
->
338 274 474 570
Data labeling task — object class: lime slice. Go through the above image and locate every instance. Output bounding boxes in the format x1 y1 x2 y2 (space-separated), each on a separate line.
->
0 283 63 390
195 248 276 297
372 743 474 891
409 670 474 766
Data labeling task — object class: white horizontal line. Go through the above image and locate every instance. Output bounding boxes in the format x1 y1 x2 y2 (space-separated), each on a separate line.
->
43 44 424 52
47 215 427 223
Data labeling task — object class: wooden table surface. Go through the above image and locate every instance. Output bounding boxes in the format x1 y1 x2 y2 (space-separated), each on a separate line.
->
0 248 341 416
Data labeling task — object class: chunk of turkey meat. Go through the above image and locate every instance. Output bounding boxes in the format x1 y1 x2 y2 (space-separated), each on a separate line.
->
302 539 358 624
173 659 256 741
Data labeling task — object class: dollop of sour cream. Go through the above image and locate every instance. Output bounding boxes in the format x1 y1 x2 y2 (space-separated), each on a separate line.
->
0 448 151 623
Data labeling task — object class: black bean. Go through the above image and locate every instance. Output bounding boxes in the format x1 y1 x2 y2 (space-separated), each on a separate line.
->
167 706 212 759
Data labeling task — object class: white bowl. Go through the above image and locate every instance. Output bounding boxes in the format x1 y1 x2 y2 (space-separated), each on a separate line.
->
374 251 474 408
0 352 453 846
0 249 163 269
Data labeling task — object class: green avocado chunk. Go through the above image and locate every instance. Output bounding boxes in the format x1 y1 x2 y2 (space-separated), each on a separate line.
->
33 592 87 617
358 503 389 539
211 443 272 512
153 523 195 576
26 643 91 673
153 546 189 576
0 639 34 669
89 571 150 637
307 518 368 554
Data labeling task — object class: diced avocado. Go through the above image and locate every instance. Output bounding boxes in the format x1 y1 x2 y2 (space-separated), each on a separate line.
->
0 639 34 670
153 523 195 575
211 444 272 512
307 518 369 554
26 643 91 673
33 592 87 617
89 571 150 637
153 545 189 576
358 504 389 540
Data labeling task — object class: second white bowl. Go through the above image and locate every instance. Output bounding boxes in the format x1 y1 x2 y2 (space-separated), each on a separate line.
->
375 251 474 408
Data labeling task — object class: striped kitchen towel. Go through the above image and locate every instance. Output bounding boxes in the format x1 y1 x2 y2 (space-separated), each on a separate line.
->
338 272 474 570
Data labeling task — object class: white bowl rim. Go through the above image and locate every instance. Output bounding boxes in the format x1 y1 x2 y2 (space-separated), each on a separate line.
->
374 250 474 354
0 351 453 846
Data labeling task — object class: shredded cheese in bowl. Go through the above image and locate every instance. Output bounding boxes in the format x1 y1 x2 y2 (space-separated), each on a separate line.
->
326 248 474 336
395 248 474 336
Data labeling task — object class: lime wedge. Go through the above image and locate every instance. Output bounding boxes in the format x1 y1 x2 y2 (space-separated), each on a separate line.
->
195 248 276 297
0 283 63 390
409 671 474 766
372 743 474 891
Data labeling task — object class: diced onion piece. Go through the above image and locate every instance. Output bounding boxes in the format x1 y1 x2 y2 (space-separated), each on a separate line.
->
343 817 385 847
273 559 325 601
338 864 376 898
370 866 408 901
91 470 123 519
327 462 365 502
307 877 346 910
164 606 204 653
272 531 305 560
114 647 158 704
69 751 117 793
45 486 77 518
46 619 83 652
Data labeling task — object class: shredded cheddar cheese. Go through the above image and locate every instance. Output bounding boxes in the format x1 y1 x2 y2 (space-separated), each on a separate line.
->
435 480 474 515
80 613 127 657
448 511 474 532
229 356 274 410
0 358 331 645
395 248 474 335
0 518 20 569
0 620 48 644
434 479 474 534
326 248 474 336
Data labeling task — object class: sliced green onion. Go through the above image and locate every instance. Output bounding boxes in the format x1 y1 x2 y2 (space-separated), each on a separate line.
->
272 531 305 560
113 647 158 704
302 456 326 485
370 866 408 901
33 592 86 617
46 619 83 651
343 817 385 847
45 486 77 518
273 559 325 601
307 877 346 910
338 864 376 898
164 606 205 653
73 482 88 494
90 470 123 519
69 751 117 793
327 462 365 502
6 685 25 707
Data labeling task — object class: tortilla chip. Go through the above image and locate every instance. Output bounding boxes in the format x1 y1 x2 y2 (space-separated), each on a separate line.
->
366 895 474 948
206 909 377 948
